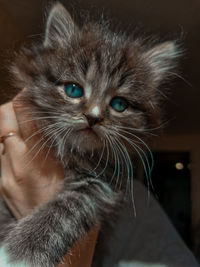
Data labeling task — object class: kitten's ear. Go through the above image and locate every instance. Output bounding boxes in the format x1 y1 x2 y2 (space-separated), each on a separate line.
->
144 41 180 85
44 3 77 47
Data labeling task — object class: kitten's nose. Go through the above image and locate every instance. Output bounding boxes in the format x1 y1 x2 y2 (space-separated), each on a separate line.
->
84 114 103 127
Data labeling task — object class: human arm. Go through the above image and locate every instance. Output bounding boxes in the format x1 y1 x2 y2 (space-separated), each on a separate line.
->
0 93 100 266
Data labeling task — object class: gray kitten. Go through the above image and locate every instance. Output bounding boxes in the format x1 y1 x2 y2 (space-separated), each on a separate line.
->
0 2 179 266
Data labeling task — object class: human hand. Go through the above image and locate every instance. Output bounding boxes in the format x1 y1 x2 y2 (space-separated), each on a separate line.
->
0 91 99 267
0 93 65 219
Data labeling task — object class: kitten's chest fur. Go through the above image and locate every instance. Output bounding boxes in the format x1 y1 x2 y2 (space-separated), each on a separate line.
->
63 150 119 188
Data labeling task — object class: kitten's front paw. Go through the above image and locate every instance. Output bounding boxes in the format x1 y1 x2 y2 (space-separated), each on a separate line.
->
5 216 65 267
0 246 27 267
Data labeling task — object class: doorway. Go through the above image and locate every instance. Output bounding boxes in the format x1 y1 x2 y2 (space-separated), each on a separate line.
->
150 151 191 247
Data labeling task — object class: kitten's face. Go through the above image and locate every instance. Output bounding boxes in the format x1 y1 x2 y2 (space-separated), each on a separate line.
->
44 42 148 153
12 3 179 161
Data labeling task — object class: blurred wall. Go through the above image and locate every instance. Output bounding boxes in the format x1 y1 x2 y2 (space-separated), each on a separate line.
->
0 2 24 104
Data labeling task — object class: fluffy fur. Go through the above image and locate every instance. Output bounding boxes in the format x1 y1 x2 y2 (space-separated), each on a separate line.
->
0 3 180 266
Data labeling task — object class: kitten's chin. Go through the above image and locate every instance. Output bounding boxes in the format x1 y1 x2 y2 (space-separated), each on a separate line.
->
71 128 102 151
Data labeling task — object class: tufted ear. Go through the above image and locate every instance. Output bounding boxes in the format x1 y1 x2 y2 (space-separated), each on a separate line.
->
44 3 77 47
144 41 180 85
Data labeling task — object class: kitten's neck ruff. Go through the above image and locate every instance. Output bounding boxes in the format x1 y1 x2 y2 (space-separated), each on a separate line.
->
63 147 116 182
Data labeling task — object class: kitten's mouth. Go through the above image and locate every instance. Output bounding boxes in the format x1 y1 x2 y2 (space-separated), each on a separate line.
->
74 127 102 150
78 127 98 137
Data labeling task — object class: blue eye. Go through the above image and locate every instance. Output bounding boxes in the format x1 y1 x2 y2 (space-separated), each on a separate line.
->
110 97 128 112
65 83 84 98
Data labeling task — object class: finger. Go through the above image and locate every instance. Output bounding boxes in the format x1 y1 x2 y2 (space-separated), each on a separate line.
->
0 102 26 156
0 102 19 135
0 103 28 197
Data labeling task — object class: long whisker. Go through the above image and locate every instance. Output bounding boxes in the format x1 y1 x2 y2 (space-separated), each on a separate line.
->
26 111 63 115
117 132 150 197
43 127 72 166
115 120 172 134
19 116 66 125
20 116 83 125
23 127 62 169
113 136 130 194
117 131 151 176
24 126 68 169
24 122 65 157
23 122 66 161
112 137 124 191
91 140 105 173
57 127 73 160
118 128 154 172
168 71 192 87
111 137 123 190
115 130 155 201
114 135 136 216
104 133 119 185
61 128 73 156
121 142 135 216
116 125 155 134
95 139 110 178
24 121 66 143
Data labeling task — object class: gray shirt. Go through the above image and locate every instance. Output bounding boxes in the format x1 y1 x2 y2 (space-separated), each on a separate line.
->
103 180 199 267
